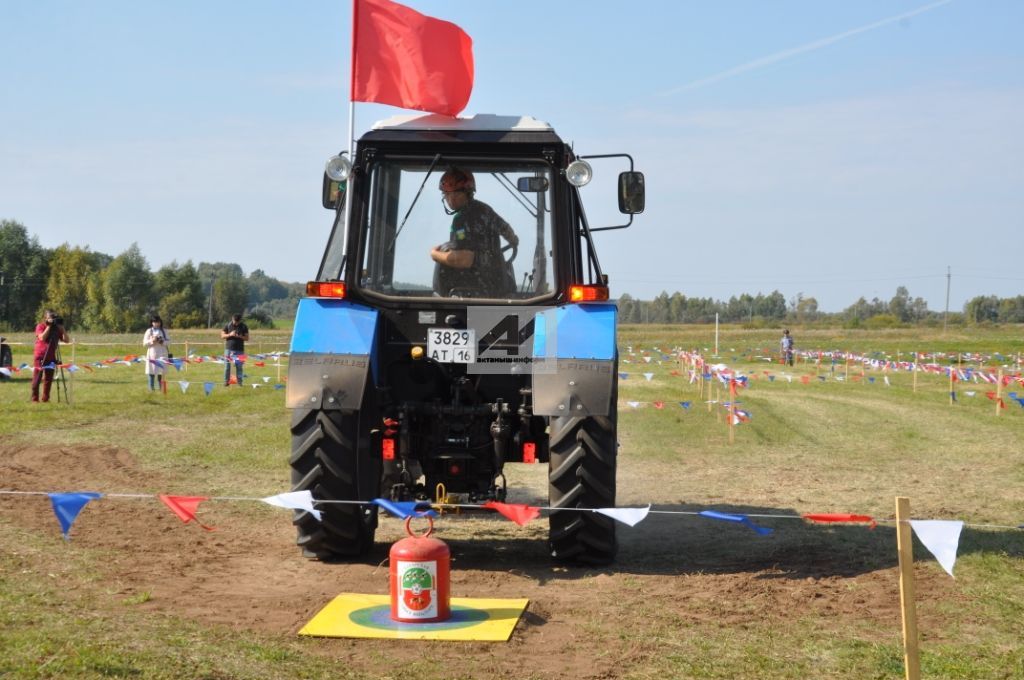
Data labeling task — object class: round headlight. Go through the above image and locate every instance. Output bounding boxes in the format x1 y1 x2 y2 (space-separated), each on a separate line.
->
565 159 592 187
325 154 352 182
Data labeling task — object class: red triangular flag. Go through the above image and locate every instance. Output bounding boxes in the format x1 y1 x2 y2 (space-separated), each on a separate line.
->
158 494 215 531
483 501 540 527
802 513 877 529
652 401 665 409
351 0 474 116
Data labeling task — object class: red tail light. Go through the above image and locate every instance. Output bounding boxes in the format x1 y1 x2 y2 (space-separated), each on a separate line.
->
569 285 609 302
306 281 346 298
381 438 395 461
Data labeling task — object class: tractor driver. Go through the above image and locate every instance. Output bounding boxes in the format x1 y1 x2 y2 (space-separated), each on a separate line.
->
430 167 518 297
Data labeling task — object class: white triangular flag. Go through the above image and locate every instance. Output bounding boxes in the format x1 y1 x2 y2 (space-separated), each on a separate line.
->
643 372 654 381
595 505 650 527
643 356 652 364
884 376 890 386
179 381 190 393
262 490 321 521
263 376 270 383
626 401 641 409
910 520 963 577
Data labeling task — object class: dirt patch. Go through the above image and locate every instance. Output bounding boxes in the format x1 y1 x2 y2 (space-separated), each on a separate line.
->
0 442 964 678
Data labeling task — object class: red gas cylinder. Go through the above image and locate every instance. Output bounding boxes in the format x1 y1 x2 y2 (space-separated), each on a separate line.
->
389 515 450 623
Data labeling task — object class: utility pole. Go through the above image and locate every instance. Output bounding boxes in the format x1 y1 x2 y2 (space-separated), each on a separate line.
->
943 266 951 333
207 275 216 328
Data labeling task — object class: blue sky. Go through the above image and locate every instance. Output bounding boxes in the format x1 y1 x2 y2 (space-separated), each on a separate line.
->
2 0 1021 312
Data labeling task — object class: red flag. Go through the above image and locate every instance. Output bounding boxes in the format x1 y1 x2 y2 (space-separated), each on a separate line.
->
802 513 877 529
652 401 665 410
483 501 539 527
351 0 474 116
158 494 215 531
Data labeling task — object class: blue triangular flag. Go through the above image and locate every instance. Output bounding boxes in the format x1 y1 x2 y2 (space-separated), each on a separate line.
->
699 509 773 535
273 384 285 390
48 492 102 539
204 382 214 396
618 372 629 380
370 498 437 519
767 375 775 382
678 401 691 410
868 376 875 383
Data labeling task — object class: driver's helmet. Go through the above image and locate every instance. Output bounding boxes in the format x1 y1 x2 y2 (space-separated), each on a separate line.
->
439 167 475 194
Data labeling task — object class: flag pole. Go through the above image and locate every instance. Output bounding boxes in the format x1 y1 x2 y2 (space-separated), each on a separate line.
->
341 0 359 279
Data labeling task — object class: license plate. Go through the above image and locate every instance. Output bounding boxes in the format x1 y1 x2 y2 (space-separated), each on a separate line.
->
427 328 476 363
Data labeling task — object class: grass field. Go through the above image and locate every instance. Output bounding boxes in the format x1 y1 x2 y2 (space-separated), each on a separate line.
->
1 324 1023 679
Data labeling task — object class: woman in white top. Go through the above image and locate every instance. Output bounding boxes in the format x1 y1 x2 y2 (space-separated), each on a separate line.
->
143 315 170 391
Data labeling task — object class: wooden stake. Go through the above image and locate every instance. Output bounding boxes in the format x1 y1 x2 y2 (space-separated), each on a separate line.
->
996 369 1003 417
895 496 922 680
184 341 189 373
728 404 735 444
69 339 75 403
912 352 918 394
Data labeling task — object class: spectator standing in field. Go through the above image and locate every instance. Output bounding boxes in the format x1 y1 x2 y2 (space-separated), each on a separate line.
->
143 315 170 391
31 310 67 403
221 313 249 386
780 329 795 367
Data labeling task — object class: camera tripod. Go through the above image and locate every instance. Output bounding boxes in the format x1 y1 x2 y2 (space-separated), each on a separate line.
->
45 329 69 404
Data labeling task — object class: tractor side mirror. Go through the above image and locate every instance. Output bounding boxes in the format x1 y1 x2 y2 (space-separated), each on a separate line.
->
618 171 645 214
322 174 346 210
516 176 549 192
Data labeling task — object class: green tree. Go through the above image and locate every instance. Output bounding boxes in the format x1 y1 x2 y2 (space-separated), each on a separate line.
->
617 293 638 323
248 268 289 304
964 295 1000 324
154 261 205 327
0 220 49 330
210 273 249 326
42 244 105 329
97 244 154 332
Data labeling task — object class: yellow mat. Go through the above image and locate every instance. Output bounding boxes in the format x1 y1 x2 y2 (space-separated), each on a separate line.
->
299 593 529 641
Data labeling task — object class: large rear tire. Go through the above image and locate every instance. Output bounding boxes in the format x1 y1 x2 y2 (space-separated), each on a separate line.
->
289 407 379 559
547 398 618 565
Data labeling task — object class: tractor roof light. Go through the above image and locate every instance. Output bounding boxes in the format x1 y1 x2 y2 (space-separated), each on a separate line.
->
325 154 352 182
306 281 346 298
569 284 609 303
565 159 592 187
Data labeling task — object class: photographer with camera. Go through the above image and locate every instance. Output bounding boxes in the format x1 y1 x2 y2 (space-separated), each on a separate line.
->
143 314 170 391
31 309 68 403
220 313 249 387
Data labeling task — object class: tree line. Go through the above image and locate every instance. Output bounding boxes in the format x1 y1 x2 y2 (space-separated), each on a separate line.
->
4 219 1018 332
619 286 1023 326
0 220 303 332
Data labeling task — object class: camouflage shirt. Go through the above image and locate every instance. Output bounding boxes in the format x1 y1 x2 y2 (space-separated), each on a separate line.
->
437 199 516 296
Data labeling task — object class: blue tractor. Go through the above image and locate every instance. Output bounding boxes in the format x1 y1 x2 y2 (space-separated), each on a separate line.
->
287 114 644 564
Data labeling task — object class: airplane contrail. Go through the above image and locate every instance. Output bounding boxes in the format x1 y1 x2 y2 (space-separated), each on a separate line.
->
660 0 954 96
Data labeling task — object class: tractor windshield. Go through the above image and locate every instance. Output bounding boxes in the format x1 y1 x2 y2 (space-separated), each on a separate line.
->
357 158 555 301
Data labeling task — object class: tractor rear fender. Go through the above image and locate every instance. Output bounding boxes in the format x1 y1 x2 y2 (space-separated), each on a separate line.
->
531 303 616 417
286 298 378 411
